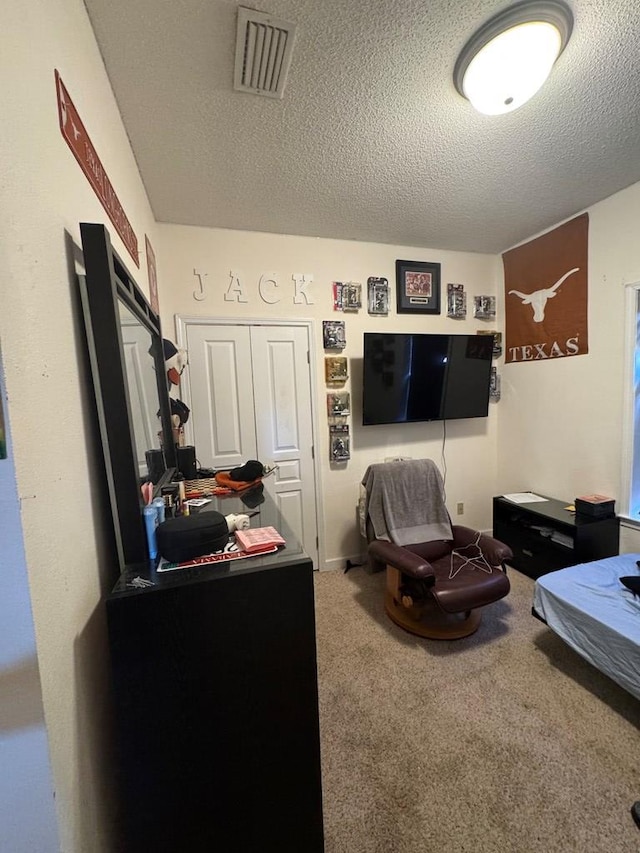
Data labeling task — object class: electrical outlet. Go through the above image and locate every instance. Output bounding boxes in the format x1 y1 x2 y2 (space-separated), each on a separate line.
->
456 502 464 515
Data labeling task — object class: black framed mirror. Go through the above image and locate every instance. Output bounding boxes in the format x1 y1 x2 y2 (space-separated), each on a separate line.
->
78 222 176 568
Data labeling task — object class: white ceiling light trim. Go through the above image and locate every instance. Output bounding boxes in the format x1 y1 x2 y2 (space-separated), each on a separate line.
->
453 0 573 116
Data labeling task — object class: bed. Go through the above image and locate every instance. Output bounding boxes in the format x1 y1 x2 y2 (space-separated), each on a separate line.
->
532 554 640 701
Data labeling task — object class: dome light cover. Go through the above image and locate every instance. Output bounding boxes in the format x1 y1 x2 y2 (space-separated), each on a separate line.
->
453 1 573 116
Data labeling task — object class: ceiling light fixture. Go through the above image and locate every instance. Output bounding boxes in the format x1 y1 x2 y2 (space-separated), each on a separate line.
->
453 0 573 116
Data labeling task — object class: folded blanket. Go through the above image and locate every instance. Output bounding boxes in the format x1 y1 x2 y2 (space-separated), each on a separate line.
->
361 459 452 545
215 471 263 492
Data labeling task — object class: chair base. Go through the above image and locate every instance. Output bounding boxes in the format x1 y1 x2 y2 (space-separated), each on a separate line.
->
384 591 481 639
385 566 482 639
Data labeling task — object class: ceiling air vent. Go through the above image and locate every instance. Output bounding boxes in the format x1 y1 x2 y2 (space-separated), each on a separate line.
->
234 6 296 99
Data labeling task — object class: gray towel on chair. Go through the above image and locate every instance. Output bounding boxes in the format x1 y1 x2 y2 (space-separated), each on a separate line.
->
361 459 452 545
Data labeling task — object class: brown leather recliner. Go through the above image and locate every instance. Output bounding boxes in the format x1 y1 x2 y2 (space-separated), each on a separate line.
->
369 528 512 639
363 460 512 639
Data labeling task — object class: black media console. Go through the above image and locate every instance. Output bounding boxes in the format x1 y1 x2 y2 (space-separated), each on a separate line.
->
493 494 620 580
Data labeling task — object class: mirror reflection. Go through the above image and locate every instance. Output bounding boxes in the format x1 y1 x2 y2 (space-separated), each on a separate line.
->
119 299 162 480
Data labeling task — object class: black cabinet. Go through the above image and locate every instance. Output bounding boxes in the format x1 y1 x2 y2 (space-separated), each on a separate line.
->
493 494 619 579
106 494 324 852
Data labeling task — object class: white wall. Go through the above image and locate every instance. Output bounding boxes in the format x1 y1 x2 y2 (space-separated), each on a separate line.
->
497 181 640 552
0 0 159 849
0 350 59 851
158 225 503 567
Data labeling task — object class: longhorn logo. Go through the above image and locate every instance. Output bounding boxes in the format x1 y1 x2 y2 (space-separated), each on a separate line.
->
508 267 580 323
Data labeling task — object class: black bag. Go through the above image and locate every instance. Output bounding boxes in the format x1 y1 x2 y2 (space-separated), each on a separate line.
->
156 512 229 562
229 460 264 481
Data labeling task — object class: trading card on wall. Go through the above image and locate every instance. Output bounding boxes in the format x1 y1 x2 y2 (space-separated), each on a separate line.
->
447 283 467 319
474 295 496 320
332 281 344 311
325 356 348 384
342 282 362 311
367 277 389 315
327 392 350 417
477 329 502 357
489 367 501 401
330 424 350 462
323 320 346 350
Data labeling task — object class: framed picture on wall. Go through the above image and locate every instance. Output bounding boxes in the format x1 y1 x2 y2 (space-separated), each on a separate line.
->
396 260 441 314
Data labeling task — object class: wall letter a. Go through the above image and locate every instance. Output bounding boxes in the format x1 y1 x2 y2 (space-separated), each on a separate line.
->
225 270 248 302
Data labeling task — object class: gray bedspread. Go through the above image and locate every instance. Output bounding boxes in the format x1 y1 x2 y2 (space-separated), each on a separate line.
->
361 459 452 545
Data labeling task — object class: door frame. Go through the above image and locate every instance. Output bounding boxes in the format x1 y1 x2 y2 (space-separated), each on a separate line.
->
175 315 325 569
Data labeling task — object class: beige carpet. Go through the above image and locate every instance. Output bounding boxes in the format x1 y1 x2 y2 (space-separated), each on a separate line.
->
314 565 640 853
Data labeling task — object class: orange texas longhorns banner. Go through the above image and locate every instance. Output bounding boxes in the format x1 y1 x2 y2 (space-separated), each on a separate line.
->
502 213 588 363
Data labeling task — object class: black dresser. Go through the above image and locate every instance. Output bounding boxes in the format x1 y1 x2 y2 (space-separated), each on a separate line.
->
493 493 619 579
106 492 324 852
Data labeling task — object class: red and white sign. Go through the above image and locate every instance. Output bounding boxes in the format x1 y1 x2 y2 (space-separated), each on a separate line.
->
55 69 139 267
145 235 159 315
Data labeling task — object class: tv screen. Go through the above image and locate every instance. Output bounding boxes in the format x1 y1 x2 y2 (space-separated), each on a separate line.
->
362 332 493 425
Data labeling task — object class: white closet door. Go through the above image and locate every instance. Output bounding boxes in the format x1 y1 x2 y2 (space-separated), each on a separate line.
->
250 325 317 563
186 324 257 471
185 321 318 567
120 316 158 477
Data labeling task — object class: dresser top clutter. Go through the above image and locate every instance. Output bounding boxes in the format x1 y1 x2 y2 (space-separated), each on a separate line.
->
110 490 305 595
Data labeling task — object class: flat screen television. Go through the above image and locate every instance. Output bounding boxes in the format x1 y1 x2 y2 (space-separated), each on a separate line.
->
362 332 493 425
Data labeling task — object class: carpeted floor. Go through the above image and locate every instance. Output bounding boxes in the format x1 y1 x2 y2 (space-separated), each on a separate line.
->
314 565 640 852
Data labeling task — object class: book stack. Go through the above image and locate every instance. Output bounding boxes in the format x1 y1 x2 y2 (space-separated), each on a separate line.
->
235 526 286 554
574 494 615 519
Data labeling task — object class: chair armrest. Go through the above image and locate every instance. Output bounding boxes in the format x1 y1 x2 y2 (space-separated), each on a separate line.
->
368 540 436 582
451 525 513 565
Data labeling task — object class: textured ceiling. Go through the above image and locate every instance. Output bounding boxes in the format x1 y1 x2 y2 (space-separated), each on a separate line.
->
84 0 640 253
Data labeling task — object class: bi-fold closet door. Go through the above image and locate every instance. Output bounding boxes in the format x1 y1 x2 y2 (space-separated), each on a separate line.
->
184 321 318 566
120 315 159 477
